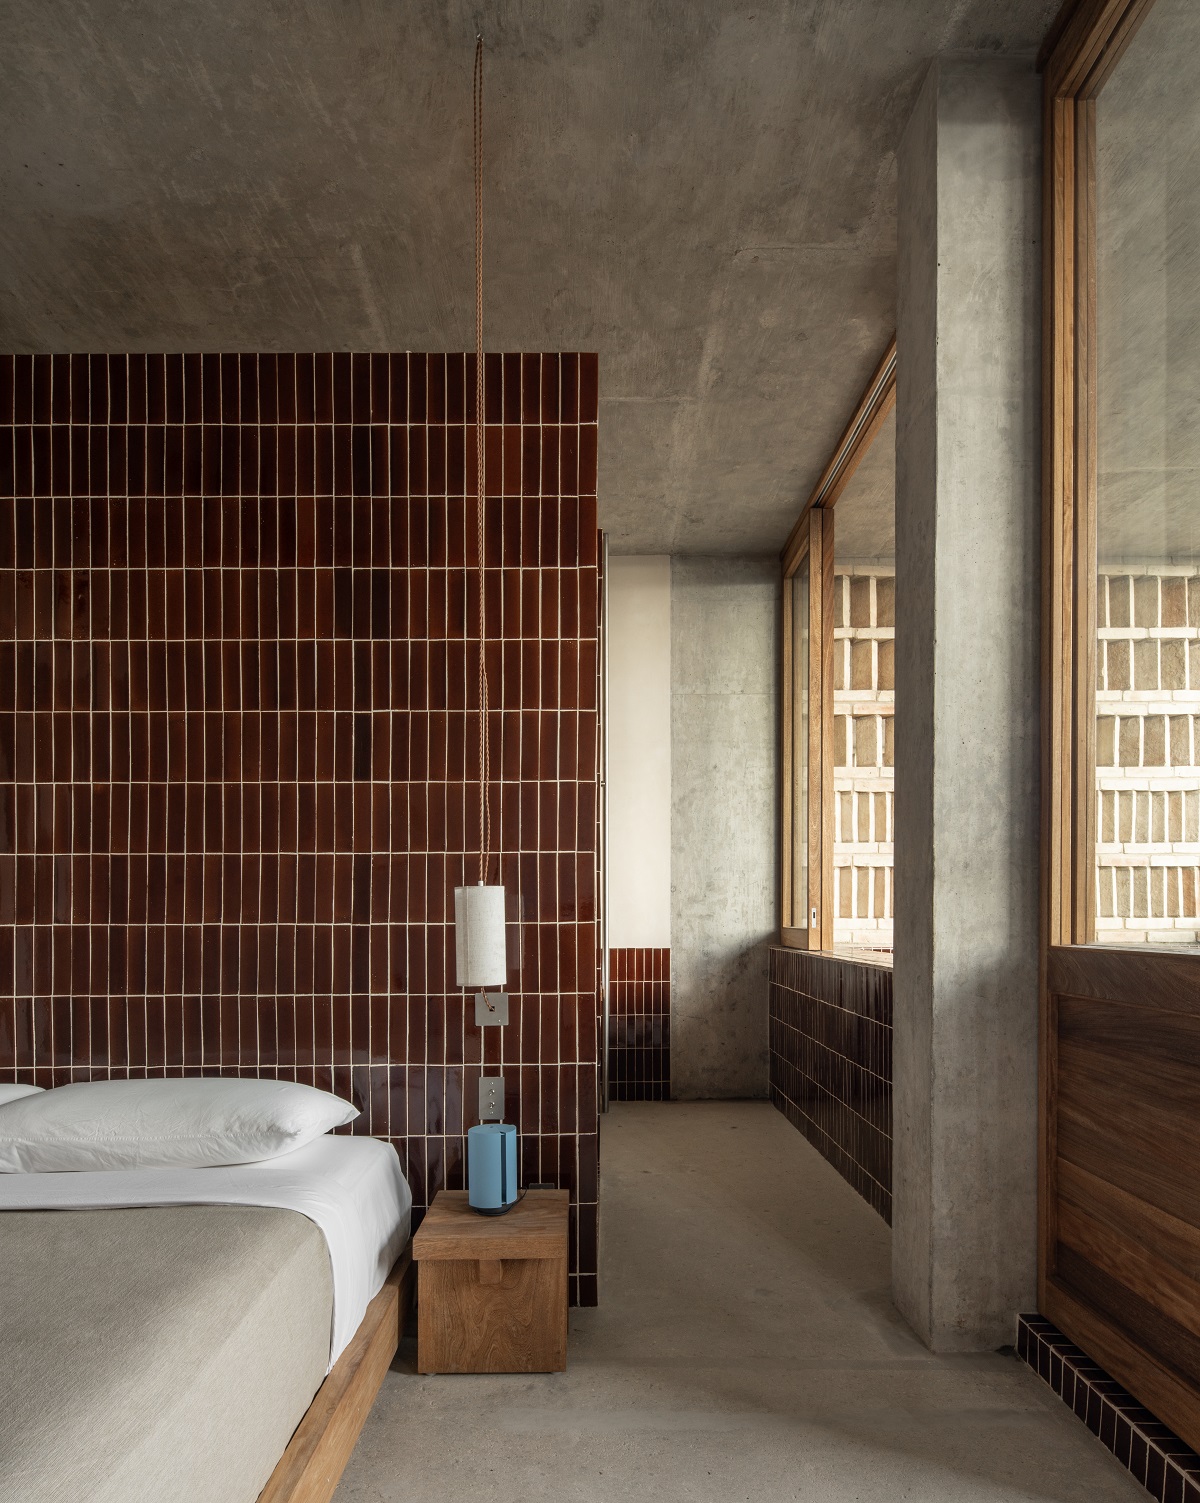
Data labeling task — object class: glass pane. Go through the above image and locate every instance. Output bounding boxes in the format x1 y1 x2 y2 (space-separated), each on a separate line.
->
1095 0 1200 947
830 408 895 953
790 561 809 930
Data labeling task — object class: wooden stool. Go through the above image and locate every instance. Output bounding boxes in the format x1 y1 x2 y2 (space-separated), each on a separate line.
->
413 1189 569 1374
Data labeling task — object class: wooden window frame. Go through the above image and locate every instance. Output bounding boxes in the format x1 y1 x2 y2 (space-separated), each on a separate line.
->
781 512 834 949
779 338 895 951
1039 0 1200 1455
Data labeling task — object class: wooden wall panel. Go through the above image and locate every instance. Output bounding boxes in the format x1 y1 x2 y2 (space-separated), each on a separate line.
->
1046 945 1200 1450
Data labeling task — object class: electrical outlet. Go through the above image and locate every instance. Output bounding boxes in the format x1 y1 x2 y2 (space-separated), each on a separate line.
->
478 1075 504 1121
474 991 509 1027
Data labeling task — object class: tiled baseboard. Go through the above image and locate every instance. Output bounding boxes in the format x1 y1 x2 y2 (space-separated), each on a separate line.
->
1018 1315 1200 1502
607 947 669 1102
607 1014 669 1100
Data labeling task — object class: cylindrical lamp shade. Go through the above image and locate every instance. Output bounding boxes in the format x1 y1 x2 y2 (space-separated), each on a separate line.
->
454 884 508 988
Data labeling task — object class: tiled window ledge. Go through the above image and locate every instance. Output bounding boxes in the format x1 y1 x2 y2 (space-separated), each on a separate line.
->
1018 1314 1200 1502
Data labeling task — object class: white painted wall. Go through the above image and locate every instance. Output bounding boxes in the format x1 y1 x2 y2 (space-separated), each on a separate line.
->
607 556 672 948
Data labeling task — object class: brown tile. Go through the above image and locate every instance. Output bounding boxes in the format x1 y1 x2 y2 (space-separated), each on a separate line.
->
1 351 602 1293
0 358 18 426
579 353 599 422
541 354 561 422
408 354 427 425
315 353 335 424
213 353 236 424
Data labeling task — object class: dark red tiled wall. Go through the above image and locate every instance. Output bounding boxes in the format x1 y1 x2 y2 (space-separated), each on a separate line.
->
0 350 602 1304
607 947 669 1101
769 947 892 1223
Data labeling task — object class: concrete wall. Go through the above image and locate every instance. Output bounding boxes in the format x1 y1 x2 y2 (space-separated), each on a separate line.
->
893 58 1042 1351
671 557 778 1099
607 556 672 949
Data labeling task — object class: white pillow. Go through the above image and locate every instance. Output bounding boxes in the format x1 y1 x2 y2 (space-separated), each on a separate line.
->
0 1084 43 1106
0 1077 358 1173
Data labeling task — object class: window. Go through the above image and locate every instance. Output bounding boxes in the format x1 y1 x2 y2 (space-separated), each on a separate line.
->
780 340 894 951
1092 2 1200 946
1045 0 1200 948
829 410 895 950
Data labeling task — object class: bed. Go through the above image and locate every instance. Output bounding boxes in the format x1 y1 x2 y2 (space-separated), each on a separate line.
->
0 1134 413 1503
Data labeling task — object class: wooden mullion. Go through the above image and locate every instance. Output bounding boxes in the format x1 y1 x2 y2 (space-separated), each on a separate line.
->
780 574 795 934
818 508 836 951
1072 97 1098 945
1057 88 1077 952
807 512 824 944
780 530 812 950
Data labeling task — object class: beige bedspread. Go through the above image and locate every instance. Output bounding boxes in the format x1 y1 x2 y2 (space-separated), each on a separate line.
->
0 1204 333 1503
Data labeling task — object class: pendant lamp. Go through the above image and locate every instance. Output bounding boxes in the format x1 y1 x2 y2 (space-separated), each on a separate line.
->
454 36 507 993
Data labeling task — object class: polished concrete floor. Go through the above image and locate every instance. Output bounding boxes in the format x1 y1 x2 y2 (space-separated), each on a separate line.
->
336 1101 1143 1502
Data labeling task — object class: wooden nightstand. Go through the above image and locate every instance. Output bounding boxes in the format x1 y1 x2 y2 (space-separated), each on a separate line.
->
413 1189 569 1374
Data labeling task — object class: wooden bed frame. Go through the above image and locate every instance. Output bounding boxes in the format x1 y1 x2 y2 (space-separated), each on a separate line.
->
258 1246 415 1503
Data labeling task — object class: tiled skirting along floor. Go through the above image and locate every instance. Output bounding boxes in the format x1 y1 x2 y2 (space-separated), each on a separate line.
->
1018 1315 1200 1502
607 947 670 1101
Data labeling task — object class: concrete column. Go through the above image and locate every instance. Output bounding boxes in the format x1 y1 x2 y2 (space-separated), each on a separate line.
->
892 58 1042 1351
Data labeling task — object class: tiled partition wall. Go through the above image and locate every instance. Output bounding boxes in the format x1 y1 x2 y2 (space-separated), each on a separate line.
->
768 946 892 1221
607 946 669 1101
0 350 602 1304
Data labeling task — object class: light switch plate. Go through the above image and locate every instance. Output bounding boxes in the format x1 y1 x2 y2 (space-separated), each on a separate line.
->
474 991 509 1027
478 1075 504 1121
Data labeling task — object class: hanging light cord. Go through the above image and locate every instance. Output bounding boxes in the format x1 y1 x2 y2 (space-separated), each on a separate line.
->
473 35 491 887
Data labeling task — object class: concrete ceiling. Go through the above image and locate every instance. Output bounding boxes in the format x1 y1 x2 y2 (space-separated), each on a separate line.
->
0 0 1056 555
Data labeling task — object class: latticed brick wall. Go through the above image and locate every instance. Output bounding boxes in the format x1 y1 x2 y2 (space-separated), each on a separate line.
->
1096 569 1200 946
833 570 894 949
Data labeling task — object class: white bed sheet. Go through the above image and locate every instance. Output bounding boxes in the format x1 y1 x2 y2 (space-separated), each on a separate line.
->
0 1133 411 1369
